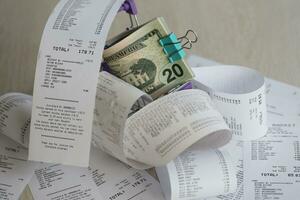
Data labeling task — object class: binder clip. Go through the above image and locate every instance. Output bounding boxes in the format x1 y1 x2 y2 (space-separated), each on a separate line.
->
102 0 139 71
159 30 198 63
119 0 139 30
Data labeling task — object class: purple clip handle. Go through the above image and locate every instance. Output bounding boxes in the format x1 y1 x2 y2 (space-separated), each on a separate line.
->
118 0 138 15
102 0 138 70
179 82 193 90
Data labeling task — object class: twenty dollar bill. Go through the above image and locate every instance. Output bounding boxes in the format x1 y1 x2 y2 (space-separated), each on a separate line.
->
103 17 194 99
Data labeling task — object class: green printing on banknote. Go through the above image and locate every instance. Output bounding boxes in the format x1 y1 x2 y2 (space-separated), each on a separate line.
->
103 17 194 99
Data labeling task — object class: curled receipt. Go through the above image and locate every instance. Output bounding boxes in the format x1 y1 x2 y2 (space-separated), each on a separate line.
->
191 65 267 140
29 0 124 167
93 72 231 169
0 93 32 148
27 0 257 168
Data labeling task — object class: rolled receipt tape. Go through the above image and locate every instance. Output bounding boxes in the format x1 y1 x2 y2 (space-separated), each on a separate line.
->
92 72 232 169
29 0 125 167
0 93 32 148
192 65 267 140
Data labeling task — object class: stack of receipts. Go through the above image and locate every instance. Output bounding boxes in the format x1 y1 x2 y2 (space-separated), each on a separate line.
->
155 57 268 200
27 0 268 174
28 0 234 170
0 93 165 200
0 62 266 200
1 57 299 200
170 54 300 200
0 0 299 198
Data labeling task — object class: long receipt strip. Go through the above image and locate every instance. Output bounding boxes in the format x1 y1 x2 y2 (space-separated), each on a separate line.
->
93 72 231 169
0 63 297 200
0 93 165 200
155 61 267 200
29 0 233 169
0 91 235 200
29 0 124 167
186 54 300 200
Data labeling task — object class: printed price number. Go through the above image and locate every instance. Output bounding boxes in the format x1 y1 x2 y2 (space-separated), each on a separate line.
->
288 173 300 177
132 177 147 187
78 49 94 55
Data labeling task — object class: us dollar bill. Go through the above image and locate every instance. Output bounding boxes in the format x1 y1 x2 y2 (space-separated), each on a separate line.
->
103 17 194 99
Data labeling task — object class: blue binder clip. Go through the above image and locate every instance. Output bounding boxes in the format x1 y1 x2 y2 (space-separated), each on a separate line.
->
159 30 198 63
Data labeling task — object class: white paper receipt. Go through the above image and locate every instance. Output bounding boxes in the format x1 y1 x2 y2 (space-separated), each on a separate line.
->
29 147 165 200
156 148 236 200
190 64 267 141
29 0 124 167
93 72 232 169
0 93 32 148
